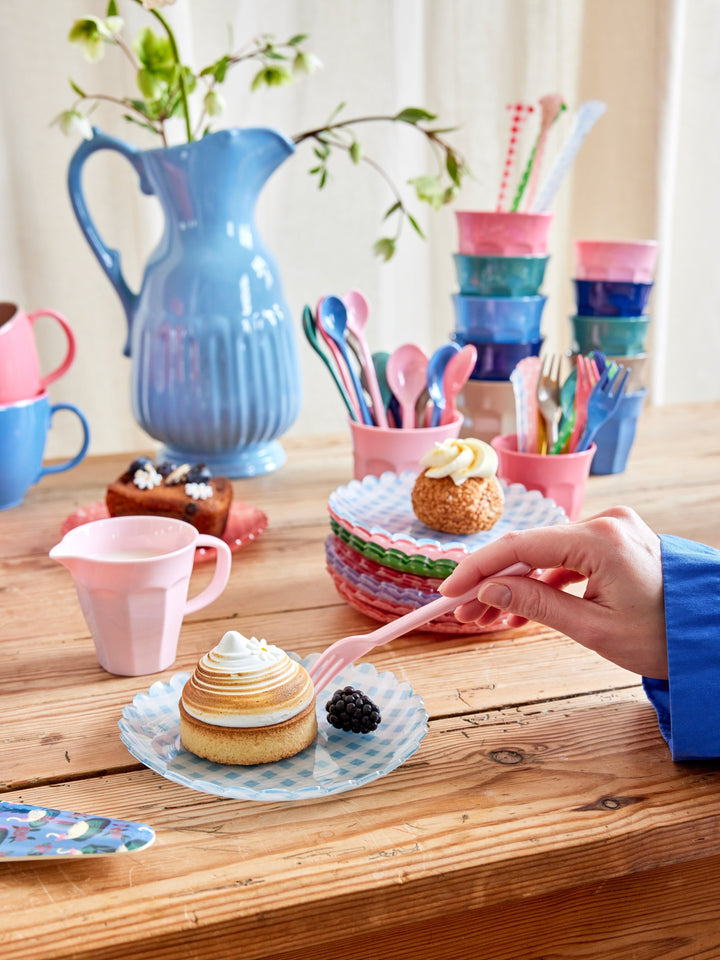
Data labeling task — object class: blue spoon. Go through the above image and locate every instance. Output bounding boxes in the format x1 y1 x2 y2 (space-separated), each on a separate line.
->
426 342 461 427
318 296 374 425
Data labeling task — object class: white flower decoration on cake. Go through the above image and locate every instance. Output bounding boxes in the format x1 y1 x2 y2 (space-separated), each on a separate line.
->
186 482 213 501
133 467 162 490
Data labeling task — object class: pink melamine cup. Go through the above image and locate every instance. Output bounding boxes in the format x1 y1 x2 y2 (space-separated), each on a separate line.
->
349 414 463 480
455 211 554 257
0 302 77 404
490 433 595 521
573 240 659 283
50 516 232 676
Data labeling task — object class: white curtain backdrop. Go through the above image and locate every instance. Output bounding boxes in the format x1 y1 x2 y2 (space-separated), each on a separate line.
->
0 0 717 461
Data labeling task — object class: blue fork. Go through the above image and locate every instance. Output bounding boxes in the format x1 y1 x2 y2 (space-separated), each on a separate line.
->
574 365 630 452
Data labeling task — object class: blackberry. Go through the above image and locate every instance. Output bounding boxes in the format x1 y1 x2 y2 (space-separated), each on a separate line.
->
325 686 381 734
155 460 178 477
186 463 212 483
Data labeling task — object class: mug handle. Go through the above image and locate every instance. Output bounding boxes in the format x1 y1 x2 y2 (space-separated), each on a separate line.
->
37 403 91 479
28 309 77 389
184 537 232 614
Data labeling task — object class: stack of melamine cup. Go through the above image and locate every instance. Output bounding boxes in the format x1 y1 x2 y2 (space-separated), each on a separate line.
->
0 302 90 510
571 240 659 474
451 211 552 441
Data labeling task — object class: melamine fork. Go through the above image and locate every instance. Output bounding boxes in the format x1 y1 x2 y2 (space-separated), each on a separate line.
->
537 353 562 453
574 365 630 452
309 562 530 693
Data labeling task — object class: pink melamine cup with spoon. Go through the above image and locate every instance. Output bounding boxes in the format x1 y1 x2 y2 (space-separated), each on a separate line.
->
0 303 77 404
50 516 232 676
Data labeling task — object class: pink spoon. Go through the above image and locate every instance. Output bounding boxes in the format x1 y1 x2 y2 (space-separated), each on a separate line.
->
441 344 477 425
342 289 388 427
386 344 429 429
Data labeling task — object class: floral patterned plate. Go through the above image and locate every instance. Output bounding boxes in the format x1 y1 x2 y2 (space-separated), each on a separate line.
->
0 802 155 859
119 658 427 801
61 499 268 562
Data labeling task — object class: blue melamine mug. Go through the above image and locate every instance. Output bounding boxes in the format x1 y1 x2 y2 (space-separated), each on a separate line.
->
0 392 90 510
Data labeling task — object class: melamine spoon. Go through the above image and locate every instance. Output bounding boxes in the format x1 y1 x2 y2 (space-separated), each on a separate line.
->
441 343 477 425
318 296 374 425
315 296 360 421
427 342 461 427
343 289 388 427
301 306 359 421
386 344 429 429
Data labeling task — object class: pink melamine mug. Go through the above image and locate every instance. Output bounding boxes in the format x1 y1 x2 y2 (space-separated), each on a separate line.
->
50 516 232 676
0 302 77 404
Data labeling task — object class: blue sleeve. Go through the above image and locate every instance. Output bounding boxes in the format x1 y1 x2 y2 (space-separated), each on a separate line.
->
642 534 720 761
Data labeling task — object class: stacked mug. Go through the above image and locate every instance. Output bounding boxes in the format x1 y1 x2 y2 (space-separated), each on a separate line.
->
451 211 553 442
571 239 659 474
0 302 89 510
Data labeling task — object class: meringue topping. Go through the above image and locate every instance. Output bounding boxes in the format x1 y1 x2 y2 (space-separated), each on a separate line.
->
181 631 314 728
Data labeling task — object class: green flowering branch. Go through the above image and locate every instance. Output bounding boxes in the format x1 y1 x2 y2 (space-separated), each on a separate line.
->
294 106 468 261
57 0 468 258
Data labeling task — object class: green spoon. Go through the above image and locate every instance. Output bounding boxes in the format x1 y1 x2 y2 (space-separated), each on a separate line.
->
302 305 358 421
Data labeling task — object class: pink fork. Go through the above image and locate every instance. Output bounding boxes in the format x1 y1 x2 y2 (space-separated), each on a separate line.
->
568 355 599 453
309 562 530 694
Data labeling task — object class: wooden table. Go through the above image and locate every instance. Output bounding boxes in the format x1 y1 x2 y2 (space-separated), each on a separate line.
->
3 401 720 960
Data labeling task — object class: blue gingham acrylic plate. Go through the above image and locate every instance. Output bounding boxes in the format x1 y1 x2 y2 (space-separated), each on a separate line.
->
119 657 428 801
328 472 568 564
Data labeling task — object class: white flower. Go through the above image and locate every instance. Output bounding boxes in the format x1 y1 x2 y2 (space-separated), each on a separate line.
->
56 110 94 140
293 51 323 76
185 482 213 501
133 467 162 490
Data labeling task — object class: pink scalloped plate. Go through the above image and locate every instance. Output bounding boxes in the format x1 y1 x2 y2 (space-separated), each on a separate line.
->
60 500 268 562
327 566 512 636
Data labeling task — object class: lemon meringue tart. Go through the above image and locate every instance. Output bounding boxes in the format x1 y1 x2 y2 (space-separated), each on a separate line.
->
179 631 317 765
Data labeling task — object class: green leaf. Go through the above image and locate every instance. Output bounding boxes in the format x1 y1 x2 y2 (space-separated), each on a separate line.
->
394 106 437 124
407 213 425 238
122 114 161 136
327 101 346 123
318 168 328 189
446 151 461 186
69 77 87 98
382 200 402 221
373 237 396 261
137 67 167 100
288 33 309 45
106 0 119 16
349 140 362 164
200 55 230 83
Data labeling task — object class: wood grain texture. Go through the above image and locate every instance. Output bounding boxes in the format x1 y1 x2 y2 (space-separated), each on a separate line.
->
2 402 720 959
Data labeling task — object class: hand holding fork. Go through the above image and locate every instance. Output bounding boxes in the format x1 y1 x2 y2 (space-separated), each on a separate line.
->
309 562 531 693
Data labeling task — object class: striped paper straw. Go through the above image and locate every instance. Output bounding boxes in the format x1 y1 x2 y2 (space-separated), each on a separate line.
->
496 102 534 212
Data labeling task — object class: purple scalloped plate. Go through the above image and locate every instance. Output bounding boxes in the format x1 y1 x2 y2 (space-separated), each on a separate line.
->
327 566 511 636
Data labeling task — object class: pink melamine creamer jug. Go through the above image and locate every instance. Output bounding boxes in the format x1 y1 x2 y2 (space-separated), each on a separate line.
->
50 516 232 676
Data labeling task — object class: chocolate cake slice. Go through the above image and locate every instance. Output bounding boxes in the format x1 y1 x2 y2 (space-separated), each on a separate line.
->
106 458 232 537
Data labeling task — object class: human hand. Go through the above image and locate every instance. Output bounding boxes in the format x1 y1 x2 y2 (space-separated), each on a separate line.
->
439 506 668 679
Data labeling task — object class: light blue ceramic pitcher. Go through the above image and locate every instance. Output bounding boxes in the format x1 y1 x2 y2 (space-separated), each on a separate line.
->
68 127 303 477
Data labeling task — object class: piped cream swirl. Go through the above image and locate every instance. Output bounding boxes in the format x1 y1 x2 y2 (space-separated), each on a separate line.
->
181 631 314 728
420 437 498 485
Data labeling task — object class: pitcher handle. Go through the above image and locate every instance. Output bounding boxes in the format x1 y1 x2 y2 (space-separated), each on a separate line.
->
184 537 232 614
37 403 91 479
67 127 152 357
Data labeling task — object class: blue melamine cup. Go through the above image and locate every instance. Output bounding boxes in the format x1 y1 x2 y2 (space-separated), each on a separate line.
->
0 392 90 509
590 388 647 475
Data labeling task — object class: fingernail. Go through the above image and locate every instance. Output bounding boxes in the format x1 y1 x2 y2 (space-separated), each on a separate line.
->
477 582 512 608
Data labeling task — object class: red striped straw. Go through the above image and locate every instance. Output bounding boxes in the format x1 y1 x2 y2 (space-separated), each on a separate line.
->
496 102 534 212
